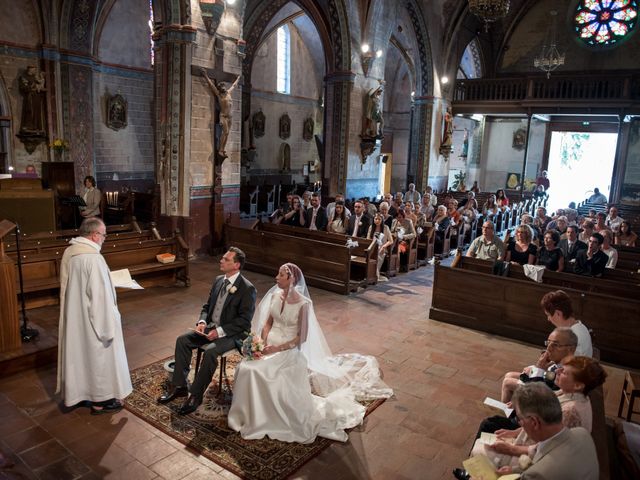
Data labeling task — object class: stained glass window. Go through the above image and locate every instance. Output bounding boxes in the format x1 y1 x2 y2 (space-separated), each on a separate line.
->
574 0 638 46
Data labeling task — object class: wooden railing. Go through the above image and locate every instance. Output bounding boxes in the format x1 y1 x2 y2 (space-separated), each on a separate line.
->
454 74 640 104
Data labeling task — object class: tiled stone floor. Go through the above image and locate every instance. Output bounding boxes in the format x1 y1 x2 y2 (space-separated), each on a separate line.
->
0 257 628 479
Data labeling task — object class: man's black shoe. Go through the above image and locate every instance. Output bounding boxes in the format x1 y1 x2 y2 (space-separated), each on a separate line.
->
452 468 470 480
178 395 201 415
157 386 188 404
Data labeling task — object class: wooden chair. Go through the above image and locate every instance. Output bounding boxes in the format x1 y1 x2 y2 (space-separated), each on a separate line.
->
194 347 237 395
618 371 640 422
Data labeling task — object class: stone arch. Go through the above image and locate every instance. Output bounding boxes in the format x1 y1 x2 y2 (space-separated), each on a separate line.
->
458 37 483 79
403 0 433 96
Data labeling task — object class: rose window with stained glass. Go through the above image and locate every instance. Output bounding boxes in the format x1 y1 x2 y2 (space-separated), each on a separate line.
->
574 0 638 46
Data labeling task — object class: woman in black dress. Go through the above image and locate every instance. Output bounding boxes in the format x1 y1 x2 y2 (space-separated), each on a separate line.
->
537 229 564 272
504 225 537 265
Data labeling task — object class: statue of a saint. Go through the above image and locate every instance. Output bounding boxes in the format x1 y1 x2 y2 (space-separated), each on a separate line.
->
18 65 46 136
200 68 241 157
363 86 384 138
441 106 453 149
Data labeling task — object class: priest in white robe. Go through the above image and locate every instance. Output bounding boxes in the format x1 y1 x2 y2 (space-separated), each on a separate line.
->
56 217 132 413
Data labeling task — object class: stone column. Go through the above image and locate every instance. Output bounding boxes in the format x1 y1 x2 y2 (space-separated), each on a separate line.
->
411 97 435 193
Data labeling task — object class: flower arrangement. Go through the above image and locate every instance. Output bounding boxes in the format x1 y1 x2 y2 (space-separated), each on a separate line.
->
49 138 69 153
241 332 265 360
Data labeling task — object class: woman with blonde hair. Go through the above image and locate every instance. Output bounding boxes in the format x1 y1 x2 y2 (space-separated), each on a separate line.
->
504 225 537 265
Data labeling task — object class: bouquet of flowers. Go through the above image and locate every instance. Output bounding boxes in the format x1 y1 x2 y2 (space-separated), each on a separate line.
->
49 138 69 153
241 332 265 360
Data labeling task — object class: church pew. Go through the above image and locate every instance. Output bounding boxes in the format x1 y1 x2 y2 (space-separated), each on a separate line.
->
13 235 189 309
257 222 379 285
615 245 640 272
417 225 435 266
224 223 363 295
429 255 640 368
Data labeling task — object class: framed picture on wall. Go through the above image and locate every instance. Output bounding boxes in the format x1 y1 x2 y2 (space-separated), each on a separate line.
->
505 172 521 189
303 163 309 176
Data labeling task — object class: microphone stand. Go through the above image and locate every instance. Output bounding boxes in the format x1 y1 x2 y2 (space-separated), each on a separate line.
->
14 223 39 342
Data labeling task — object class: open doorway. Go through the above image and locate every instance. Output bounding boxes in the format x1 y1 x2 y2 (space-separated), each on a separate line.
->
546 130 617 212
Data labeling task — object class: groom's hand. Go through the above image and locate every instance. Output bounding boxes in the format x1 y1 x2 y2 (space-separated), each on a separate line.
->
206 329 219 341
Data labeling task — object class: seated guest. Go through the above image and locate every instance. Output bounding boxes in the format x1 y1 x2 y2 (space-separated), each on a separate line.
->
559 225 587 270
601 229 618 268
565 202 579 224
458 201 478 241
593 212 608 233
393 192 404 209
424 185 438 206
391 208 416 271
534 206 552 232
615 220 638 247
532 184 547 200
546 215 568 237
382 193 397 217
378 201 394 228
459 191 478 210
447 201 461 226
605 206 624 233
500 328 578 404
404 201 419 225
347 200 371 237
305 192 327 231
504 225 537 265
326 192 351 220
573 232 608 277
419 194 435 220
537 230 564 272
496 189 509 209
588 187 608 204
520 214 539 241
301 190 312 209
471 382 600 480
466 221 505 261
470 181 480 193
367 213 394 281
362 197 377 217
578 220 594 243
80 176 101 218
404 182 421 204
586 208 597 221
540 290 592 357
327 201 347 234
281 195 307 227
432 205 451 254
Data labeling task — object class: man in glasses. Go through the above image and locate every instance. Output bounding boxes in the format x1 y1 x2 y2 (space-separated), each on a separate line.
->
57 217 132 414
501 328 578 404
502 383 598 479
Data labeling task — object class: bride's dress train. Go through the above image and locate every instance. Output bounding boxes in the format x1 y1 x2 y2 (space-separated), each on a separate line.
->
228 295 389 443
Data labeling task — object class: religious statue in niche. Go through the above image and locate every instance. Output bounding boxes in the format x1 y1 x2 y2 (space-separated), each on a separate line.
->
17 65 47 153
106 93 128 131
200 67 241 160
512 127 527 151
362 85 384 139
303 117 314 141
460 128 469 158
279 113 291 140
252 110 265 138
280 142 291 173
440 106 454 159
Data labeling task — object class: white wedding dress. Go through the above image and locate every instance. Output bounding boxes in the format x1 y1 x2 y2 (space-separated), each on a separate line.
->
228 295 368 443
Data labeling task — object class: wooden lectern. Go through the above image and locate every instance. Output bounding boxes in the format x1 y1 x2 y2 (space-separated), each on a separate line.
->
0 220 20 352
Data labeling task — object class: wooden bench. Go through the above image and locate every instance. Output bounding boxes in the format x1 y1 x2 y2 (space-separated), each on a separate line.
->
13 234 189 309
225 223 368 295
429 254 640 368
257 222 379 285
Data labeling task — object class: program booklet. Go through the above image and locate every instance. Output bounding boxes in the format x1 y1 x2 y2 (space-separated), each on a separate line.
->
109 269 144 289
483 397 514 417
462 455 520 480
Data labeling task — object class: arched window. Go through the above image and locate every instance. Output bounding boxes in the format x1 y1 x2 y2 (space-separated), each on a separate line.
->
574 0 638 46
277 24 291 94
457 38 483 79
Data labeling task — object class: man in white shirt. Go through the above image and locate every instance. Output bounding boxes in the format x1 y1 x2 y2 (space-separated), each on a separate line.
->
404 183 421 204
605 206 624 233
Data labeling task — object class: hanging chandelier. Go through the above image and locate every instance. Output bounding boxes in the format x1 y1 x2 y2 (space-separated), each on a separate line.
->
468 0 511 30
534 10 565 78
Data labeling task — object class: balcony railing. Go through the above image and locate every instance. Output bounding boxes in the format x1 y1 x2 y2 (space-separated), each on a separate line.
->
454 74 640 104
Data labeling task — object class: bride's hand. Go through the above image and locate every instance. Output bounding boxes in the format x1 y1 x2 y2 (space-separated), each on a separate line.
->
262 345 279 355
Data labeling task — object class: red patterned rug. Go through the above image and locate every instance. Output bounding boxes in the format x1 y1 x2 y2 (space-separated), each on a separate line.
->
124 354 386 480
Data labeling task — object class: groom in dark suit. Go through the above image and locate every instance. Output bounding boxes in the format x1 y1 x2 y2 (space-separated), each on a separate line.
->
158 246 256 415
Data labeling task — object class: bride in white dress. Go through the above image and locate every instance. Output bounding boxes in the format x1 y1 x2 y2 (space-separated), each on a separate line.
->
228 263 392 444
